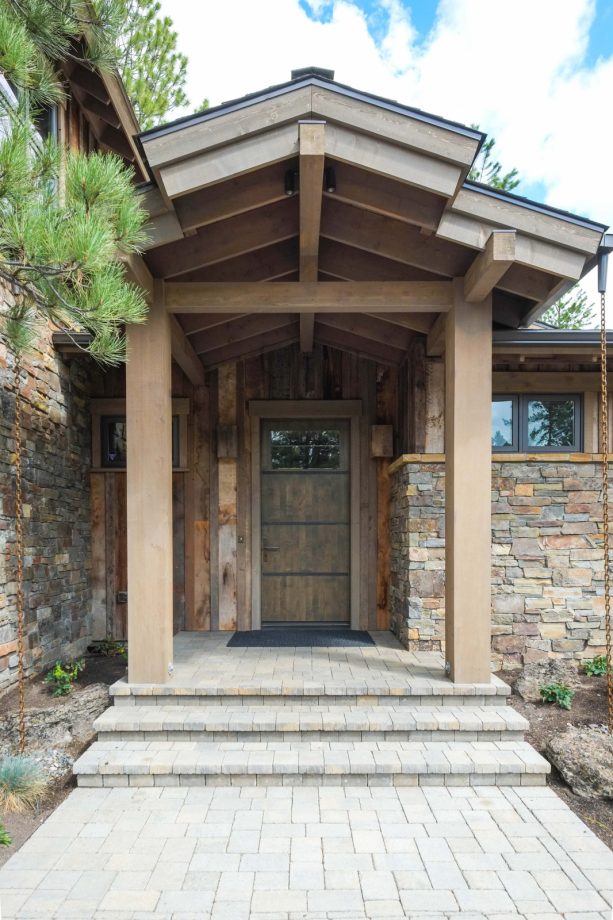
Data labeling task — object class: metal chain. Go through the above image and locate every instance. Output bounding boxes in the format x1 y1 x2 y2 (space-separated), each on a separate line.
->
599 290 613 733
14 359 26 753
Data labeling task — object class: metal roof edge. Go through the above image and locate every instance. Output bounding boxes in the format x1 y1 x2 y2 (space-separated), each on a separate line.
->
463 180 608 234
493 328 613 346
137 75 485 147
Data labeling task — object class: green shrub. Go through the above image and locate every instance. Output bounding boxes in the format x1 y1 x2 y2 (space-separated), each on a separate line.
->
583 655 611 677
0 820 11 846
540 682 575 710
96 639 127 660
44 658 85 696
0 757 48 814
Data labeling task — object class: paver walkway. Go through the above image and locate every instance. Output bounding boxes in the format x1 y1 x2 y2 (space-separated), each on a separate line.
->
1 783 611 919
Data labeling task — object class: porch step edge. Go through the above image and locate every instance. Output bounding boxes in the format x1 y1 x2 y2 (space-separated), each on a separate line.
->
93 704 528 737
74 739 549 787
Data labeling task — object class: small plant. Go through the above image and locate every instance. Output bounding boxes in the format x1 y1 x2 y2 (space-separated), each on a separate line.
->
0 820 11 847
44 658 85 696
583 655 611 677
96 639 127 660
0 757 48 814
540 682 575 710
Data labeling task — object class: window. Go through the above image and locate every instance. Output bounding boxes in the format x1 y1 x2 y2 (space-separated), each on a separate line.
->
101 416 181 468
270 429 341 470
92 398 189 470
492 394 582 452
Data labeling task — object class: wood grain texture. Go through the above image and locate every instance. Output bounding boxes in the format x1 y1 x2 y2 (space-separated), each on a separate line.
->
217 364 238 630
90 475 107 640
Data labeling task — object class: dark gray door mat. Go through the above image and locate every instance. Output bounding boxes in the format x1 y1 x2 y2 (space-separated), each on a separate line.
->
226 628 375 647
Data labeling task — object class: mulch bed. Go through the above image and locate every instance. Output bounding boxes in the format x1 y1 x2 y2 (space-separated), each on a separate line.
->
500 668 613 851
0 654 125 867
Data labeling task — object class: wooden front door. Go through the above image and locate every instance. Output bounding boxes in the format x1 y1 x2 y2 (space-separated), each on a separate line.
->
261 419 351 624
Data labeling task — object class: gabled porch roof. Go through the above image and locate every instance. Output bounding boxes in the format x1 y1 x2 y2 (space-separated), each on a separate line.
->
131 68 608 371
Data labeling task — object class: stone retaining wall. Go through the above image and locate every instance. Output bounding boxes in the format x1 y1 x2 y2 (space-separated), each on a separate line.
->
0 325 94 692
390 457 606 670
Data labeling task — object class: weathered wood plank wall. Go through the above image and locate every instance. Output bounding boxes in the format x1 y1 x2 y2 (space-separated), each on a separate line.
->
93 342 401 636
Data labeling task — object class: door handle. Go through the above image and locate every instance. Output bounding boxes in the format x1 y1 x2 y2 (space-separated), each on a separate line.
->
263 545 280 551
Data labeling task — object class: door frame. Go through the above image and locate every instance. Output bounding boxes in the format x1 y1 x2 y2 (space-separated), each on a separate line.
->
249 400 362 630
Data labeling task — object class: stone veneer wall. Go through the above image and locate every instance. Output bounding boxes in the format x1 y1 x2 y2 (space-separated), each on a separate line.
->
0 324 94 692
390 457 606 670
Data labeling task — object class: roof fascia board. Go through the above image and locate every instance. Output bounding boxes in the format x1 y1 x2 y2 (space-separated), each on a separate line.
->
139 76 485 146
462 181 607 236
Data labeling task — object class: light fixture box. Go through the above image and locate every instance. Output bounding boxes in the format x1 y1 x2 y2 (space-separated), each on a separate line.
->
371 425 394 458
217 424 238 458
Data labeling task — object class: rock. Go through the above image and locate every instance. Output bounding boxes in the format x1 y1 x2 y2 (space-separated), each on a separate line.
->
515 659 580 702
547 726 613 799
0 683 109 756
29 749 74 780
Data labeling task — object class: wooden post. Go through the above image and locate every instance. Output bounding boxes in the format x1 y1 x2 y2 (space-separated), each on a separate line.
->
445 279 492 683
126 281 174 683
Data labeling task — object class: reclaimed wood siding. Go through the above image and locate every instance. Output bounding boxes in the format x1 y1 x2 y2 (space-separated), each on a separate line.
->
96 343 400 636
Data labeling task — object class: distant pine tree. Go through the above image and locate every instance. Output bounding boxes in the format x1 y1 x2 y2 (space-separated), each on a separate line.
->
115 0 208 129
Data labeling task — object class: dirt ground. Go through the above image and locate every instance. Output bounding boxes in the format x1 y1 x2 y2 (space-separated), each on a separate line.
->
0 653 125 867
501 668 613 851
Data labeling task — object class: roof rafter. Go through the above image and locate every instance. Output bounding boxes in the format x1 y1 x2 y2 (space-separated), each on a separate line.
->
299 121 325 352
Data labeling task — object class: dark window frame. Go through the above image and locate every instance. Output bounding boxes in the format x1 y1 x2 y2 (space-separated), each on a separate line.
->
101 415 181 469
492 395 519 452
492 393 582 452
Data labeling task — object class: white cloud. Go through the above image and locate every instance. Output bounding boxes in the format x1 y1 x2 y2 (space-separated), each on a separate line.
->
156 0 613 320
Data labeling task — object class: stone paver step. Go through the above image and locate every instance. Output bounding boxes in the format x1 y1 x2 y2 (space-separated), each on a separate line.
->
94 703 528 741
110 674 510 707
74 739 549 788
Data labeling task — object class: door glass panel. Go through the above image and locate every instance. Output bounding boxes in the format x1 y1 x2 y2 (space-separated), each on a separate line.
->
527 398 575 448
270 429 341 470
491 399 514 448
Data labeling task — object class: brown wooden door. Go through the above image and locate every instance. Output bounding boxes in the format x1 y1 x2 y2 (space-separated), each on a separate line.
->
261 419 351 624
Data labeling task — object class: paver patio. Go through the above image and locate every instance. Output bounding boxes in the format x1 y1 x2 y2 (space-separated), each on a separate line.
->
1 783 611 919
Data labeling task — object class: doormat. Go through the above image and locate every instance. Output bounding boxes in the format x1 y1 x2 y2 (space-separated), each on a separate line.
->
226 627 375 648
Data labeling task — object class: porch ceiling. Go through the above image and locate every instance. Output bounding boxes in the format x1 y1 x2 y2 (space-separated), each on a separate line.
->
135 71 607 359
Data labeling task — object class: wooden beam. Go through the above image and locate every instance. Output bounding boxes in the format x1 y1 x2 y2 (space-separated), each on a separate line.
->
145 199 298 279
190 313 295 355
315 323 406 365
321 199 472 277
319 239 440 283
142 86 311 169
99 124 135 162
126 281 173 683
200 322 299 368
170 316 205 385
77 92 121 128
159 123 299 199
311 86 479 167
179 313 248 336
368 312 436 335
445 278 492 683
173 162 289 232
437 210 586 282
325 161 446 230
299 121 325 352
143 211 184 250
452 186 601 255
164 281 454 314
324 123 461 198
177 238 298 284
68 64 110 104
317 313 413 350
426 313 446 356
464 230 515 302
119 253 154 301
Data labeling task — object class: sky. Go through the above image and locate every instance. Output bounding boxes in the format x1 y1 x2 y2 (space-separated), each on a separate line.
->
157 0 613 324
